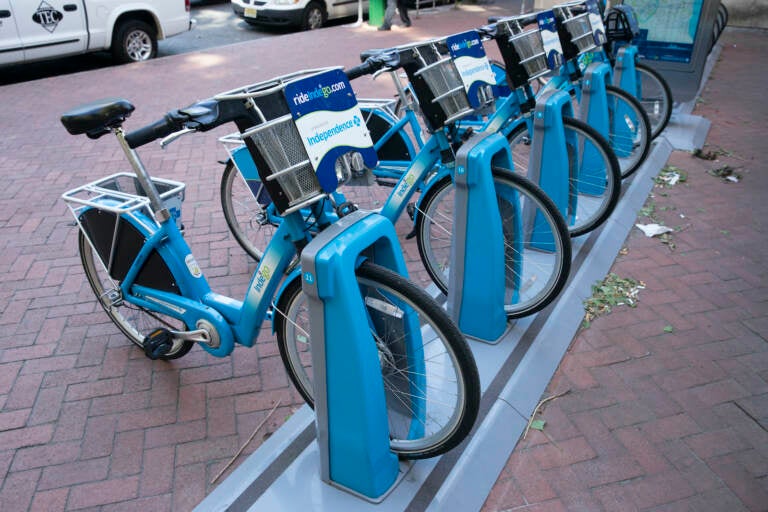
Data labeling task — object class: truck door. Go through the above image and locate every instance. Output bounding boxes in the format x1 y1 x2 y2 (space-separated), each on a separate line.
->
0 0 24 65
12 0 87 63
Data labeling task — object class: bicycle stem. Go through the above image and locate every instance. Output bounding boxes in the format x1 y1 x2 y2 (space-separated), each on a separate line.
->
389 71 412 111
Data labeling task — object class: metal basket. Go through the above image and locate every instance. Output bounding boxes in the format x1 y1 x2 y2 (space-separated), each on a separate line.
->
414 58 472 124
494 15 552 86
241 117 319 212
214 68 338 215
604 5 639 43
554 2 599 55
408 40 475 125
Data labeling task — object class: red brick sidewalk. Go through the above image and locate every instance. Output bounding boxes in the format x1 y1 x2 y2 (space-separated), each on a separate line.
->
482 28 768 512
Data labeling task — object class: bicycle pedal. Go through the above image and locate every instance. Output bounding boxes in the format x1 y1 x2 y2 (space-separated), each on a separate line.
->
143 328 174 360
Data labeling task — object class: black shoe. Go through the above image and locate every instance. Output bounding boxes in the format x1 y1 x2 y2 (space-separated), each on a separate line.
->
404 21 411 27
378 25 391 31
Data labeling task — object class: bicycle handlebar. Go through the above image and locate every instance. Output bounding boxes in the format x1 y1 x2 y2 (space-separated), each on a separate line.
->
346 51 402 80
124 113 184 149
124 98 256 149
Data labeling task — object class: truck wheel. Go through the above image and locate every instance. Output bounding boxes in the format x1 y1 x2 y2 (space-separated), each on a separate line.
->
301 2 326 30
112 20 158 63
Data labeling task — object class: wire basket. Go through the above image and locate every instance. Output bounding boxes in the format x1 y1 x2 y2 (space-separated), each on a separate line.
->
414 52 473 124
214 68 338 215
494 15 553 88
604 5 639 43
553 2 599 56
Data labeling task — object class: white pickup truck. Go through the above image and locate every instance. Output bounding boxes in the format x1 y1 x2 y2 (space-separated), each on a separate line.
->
0 0 194 67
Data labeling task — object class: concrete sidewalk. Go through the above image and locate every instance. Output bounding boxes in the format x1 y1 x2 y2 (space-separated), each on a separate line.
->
0 3 765 511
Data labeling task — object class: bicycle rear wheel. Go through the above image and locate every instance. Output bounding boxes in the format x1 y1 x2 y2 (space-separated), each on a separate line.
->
415 170 571 319
507 116 621 236
635 63 673 140
274 261 480 459
78 230 193 359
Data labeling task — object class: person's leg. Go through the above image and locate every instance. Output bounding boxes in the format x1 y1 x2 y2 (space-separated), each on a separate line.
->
379 0 395 29
397 0 411 25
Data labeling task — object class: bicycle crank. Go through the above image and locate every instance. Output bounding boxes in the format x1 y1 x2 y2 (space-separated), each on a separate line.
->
142 323 218 360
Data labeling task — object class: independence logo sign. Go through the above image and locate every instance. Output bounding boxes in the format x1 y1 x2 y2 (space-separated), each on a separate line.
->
537 10 565 70
285 69 377 193
447 31 496 108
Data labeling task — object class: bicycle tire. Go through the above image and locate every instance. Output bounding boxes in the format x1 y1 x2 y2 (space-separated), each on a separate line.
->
634 63 673 140
604 85 651 178
220 160 277 262
506 116 621 237
274 260 481 459
415 170 571 319
79 230 193 359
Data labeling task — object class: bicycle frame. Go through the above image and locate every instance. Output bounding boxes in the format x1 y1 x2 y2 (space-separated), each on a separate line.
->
81 129 330 358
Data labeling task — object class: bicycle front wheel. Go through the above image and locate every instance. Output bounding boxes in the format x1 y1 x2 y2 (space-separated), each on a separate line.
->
635 63 673 140
274 261 480 459
220 160 277 262
415 171 571 319
507 116 621 237
78 230 193 359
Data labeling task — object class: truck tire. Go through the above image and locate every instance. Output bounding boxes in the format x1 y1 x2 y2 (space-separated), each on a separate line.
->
112 20 158 63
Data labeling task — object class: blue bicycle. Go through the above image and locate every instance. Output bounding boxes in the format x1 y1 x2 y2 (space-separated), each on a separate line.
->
60 67 480 459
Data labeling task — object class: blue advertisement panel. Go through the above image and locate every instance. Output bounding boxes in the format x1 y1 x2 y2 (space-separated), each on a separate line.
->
284 69 378 192
447 30 496 108
625 0 705 63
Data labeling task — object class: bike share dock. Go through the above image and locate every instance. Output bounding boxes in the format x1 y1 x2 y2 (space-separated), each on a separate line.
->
194 47 717 512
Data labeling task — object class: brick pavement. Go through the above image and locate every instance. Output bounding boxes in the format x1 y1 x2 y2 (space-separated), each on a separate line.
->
482 28 768 512
0 3 520 511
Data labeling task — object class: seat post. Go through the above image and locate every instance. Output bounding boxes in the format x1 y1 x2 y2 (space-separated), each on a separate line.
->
114 127 171 223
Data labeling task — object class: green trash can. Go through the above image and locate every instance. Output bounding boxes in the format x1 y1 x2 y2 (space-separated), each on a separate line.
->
369 0 385 27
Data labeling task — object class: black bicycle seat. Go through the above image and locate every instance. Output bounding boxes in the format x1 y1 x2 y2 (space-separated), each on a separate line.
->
61 98 135 138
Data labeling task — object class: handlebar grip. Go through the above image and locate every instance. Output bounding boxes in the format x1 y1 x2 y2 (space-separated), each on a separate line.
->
345 60 377 81
124 114 181 149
